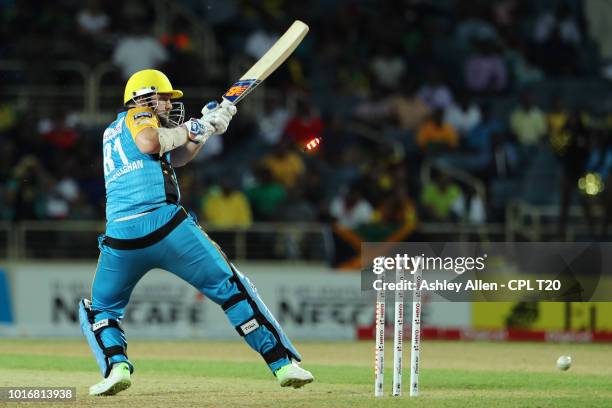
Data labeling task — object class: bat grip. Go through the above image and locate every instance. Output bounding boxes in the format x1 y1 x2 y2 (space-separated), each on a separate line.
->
220 99 233 108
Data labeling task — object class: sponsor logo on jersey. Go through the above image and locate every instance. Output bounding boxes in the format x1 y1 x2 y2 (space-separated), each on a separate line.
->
133 111 153 120
134 119 155 127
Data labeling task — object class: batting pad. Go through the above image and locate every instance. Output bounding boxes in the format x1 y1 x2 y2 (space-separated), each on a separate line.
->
79 299 133 378
223 266 301 372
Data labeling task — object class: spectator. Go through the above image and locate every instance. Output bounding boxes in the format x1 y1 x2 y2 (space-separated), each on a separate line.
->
538 27 579 76
584 141 612 239
420 169 464 222
336 54 372 98
245 21 279 59
354 78 430 132
444 94 482 137
56 161 80 205
365 187 418 241
283 99 324 147
0 103 18 134
386 79 431 132
374 188 417 228
455 15 499 47
329 184 373 229
466 104 501 165
75 0 112 63
203 179 252 228
45 180 70 220
374 160 410 198
39 109 80 152
7 156 52 221
262 140 305 189
112 23 168 79
504 36 544 88
547 96 569 153
534 5 581 46
555 112 595 240
510 92 547 146
533 5 581 76
159 17 193 55
76 0 109 36
258 95 290 145
320 114 359 164
464 186 486 225
418 71 454 110
492 0 519 32
280 187 317 222
416 109 459 151
436 104 500 175
158 17 207 86
328 182 375 269
245 165 287 221
464 39 507 93
586 0 612 62
370 44 406 90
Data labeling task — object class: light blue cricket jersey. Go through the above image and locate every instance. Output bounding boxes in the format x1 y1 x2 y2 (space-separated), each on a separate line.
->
102 107 182 234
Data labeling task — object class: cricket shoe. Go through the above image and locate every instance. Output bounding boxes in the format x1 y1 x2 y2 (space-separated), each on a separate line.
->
275 362 314 389
89 362 132 396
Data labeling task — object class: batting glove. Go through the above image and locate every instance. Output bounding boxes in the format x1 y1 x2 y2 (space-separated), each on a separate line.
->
183 117 216 144
201 101 238 136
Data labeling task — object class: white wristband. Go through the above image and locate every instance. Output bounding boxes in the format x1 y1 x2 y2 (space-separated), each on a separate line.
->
157 127 188 155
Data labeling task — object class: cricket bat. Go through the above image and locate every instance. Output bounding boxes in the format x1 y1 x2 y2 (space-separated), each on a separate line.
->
219 20 309 108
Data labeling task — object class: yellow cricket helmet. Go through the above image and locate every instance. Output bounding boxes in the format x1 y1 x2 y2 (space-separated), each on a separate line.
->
123 69 183 105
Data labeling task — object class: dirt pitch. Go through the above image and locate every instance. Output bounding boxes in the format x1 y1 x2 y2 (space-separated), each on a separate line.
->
1 339 611 407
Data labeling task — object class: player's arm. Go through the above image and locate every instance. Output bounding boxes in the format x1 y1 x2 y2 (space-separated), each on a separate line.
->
131 103 236 160
134 125 200 155
169 138 205 167
126 107 185 155
131 112 202 156
169 102 237 167
134 126 163 154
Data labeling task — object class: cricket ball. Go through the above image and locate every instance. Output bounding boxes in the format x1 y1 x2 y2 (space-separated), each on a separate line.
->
556 355 572 371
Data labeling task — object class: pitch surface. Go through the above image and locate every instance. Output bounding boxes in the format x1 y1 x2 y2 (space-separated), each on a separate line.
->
1 340 611 407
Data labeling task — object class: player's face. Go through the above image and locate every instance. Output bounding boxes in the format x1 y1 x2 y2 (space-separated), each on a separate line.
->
154 94 173 114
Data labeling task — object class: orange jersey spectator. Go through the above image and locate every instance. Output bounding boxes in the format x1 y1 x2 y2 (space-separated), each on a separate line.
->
416 109 459 150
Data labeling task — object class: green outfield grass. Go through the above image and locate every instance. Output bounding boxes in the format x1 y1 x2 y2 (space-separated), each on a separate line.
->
0 339 611 407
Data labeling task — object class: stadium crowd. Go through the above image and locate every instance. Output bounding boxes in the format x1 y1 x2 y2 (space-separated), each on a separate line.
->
2 0 612 247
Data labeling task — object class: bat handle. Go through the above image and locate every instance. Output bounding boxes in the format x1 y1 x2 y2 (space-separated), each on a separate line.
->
201 99 235 117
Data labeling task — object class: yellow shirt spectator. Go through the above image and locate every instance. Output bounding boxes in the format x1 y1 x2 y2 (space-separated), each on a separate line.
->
548 111 568 136
203 188 252 228
263 150 305 189
547 110 569 154
510 106 547 145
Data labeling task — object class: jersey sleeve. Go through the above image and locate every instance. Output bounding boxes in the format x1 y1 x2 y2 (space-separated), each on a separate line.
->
125 107 160 139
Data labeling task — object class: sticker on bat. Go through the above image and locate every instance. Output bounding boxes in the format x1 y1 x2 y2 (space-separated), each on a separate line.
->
223 79 260 104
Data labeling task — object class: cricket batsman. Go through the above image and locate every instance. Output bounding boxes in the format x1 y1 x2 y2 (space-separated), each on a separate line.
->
79 69 314 396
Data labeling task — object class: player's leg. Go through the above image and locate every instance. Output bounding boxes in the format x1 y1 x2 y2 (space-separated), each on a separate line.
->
79 237 152 395
159 215 313 388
